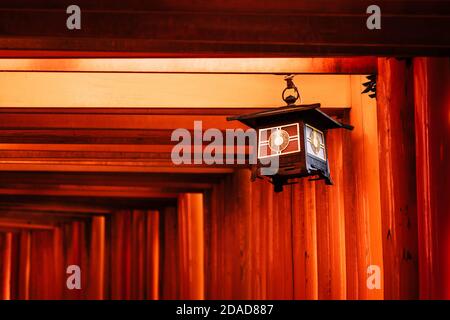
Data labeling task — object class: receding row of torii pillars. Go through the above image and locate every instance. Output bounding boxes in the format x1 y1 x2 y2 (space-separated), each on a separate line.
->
0 193 205 300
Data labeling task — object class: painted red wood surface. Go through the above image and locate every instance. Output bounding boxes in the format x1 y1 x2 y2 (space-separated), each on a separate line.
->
377 58 418 299
0 1 447 56
205 96 383 299
0 233 12 299
414 57 450 299
0 58 449 299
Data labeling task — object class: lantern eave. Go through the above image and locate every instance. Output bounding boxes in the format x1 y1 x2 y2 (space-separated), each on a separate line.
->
227 103 353 131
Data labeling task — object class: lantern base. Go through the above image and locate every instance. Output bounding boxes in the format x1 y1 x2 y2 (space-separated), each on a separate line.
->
263 169 333 193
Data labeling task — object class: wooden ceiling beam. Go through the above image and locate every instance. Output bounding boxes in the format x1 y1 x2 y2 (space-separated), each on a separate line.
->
0 108 349 116
0 208 107 218
0 162 235 174
0 199 111 214
0 195 177 211
0 220 55 231
0 186 180 199
0 58 377 74
3 0 448 14
0 211 92 224
0 114 247 130
0 1 448 57
0 172 227 186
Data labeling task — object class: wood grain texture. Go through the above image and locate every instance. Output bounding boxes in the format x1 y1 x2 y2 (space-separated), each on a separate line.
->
377 58 418 299
17 231 31 300
177 193 205 300
343 76 384 299
0 232 12 300
316 128 347 299
414 57 450 299
160 206 180 299
292 179 318 299
0 58 376 74
0 1 448 56
146 211 160 300
1 60 448 300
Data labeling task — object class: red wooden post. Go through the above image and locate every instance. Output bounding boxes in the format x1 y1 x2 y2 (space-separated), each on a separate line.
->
88 216 105 300
343 76 384 299
315 128 347 299
0 232 12 300
146 210 160 300
414 57 450 299
292 179 318 299
377 58 418 299
177 193 205 299
160 206 180 299
18 231 31 300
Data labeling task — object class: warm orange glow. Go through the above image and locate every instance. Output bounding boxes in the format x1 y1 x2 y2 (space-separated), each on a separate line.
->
0 58 376 74
0 72 352 108
0 56 449 301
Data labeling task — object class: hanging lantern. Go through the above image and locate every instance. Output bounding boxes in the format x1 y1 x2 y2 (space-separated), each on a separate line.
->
227 75 353 192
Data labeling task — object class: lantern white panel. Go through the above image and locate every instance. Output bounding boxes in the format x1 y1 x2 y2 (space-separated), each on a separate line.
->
305 124 326 161
258 123 300 159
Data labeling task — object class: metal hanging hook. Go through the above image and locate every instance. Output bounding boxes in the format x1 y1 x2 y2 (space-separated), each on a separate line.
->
282 74 302 105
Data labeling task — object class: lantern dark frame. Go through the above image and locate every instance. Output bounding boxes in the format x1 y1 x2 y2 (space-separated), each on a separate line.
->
228 103 353 192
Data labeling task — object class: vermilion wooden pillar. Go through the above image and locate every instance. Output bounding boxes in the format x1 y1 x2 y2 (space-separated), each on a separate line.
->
110 210 131 299
18 231 31 300
414 57 450 299
344 76 384 299
292 180 318 299
270 185 294 299
63 221 86 300
377 58 419 299
52 227 64 299
0 232 12 300
160 206 180 299
178 193 205 300
130 210 146 300
110 210 158 300
315 128 347 300
87 217 105 300
204 176 226 299
146 211 160 300
29 231 53 299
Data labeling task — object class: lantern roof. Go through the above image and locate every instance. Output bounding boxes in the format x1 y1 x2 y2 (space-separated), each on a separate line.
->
227 103 353 130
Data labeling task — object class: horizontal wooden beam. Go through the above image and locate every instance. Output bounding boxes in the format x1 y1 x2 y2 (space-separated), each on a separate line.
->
0 172 226 186
0 108 346 133
0 195 177 211
4 0 449 14
0 208 107 219
0 58 376 74
0 220 55 231
0 1 448 57
0 73 352 109
0 186 180 199
0 212 89 224
0 162 235 174
0 107 348 116
0 175 211 194
0 107 345 174
0 114 246 130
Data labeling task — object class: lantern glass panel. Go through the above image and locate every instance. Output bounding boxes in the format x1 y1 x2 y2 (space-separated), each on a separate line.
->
305 124 326 161
258 123 300 159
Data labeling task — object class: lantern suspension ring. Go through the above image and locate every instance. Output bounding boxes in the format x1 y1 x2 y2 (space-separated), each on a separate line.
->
282 75 302 105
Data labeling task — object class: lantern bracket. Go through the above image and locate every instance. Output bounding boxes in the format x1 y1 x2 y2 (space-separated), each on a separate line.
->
282 75 301 105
